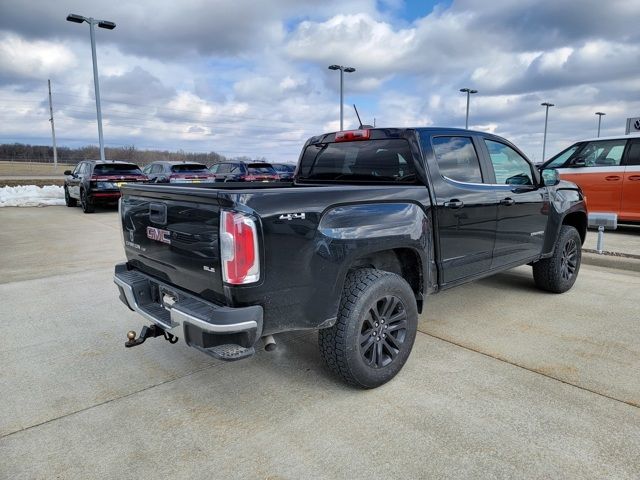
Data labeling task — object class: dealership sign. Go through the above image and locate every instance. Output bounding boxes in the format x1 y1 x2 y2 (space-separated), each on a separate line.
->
625 117 640 134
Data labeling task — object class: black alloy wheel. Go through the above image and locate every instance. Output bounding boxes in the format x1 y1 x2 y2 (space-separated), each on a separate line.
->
560 238 578 281
359 295 407 369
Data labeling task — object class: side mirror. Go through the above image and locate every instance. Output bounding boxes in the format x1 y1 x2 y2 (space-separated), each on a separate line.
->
541 168 560 187
64 170 72 176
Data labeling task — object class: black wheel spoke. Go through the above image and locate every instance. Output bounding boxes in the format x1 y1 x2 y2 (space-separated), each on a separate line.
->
385 332 401 350
381 296 398 318
388 309 407 323
375 342 384 368
382 339 398 359
360 334 374 350
387 319 407 333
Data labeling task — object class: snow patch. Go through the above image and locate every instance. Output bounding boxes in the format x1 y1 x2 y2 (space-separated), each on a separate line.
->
0 185 66 207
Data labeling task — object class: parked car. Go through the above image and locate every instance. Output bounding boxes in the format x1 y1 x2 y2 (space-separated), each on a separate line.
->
209 161 279 182
271 162 296 181
114 127 586 388
542 134 640 222
64 160 147 213
142 161 216 183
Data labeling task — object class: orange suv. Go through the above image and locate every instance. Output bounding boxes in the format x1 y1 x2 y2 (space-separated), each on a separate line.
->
543 135 640 222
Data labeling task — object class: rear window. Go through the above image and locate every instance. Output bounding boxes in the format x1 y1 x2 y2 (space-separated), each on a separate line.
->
93 164 142 175
272 164 295 172
170 163 208 173
298 139 416 183
247 163 276 174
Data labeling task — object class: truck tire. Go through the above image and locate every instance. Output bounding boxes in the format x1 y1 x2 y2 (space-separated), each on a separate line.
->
318 268 418 388
64 187 77 207
532 225 581 293
80 188 95 213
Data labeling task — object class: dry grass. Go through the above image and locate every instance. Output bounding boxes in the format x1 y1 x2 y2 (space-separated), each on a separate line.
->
1 179 65 187
0 161 74 176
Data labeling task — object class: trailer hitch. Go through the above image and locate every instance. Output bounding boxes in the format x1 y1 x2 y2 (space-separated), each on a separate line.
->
125 325 178 348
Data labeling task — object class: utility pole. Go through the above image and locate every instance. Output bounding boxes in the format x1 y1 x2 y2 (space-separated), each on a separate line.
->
595 112 606 137
67 14 116 161
459 88 478 129
328 65 356 130
541 102 554 163
48 79 58 170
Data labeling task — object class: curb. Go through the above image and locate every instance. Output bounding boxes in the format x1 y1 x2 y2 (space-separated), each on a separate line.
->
582 250 640 273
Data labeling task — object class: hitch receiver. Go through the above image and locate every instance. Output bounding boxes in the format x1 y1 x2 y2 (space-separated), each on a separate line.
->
125 324 178 348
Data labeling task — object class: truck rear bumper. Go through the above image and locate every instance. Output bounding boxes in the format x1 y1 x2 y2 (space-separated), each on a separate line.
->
114 263 263 349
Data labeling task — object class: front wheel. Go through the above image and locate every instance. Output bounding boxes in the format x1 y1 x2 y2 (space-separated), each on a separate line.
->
318 269 418 388
532 225 582 293
80 188 95 213
64 186 77 207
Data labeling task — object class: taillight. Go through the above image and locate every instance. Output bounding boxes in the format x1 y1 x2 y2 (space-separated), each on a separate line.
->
243 175 256 181
220 210 260 285
335 129 370 142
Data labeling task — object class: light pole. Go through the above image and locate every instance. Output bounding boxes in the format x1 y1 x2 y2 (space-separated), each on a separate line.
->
459 88 478 129
328 64 356 130
66 13 116 162
541 102 554 162
595 112 606 138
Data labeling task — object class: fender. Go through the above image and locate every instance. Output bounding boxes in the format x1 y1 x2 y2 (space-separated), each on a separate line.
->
310 202 434 324
540 181 588 257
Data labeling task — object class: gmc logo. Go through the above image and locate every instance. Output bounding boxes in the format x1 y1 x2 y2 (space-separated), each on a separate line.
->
146 226 171 244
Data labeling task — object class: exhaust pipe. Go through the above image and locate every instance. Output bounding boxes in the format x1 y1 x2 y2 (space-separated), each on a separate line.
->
263 335 276 352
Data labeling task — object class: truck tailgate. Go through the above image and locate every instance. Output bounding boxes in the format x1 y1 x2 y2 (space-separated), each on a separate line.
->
120 190 225 304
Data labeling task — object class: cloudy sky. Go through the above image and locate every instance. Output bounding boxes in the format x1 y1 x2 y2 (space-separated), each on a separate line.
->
1 0 639 162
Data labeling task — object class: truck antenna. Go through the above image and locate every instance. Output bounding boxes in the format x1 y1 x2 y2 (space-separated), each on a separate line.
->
353 104 363 129
353 104 374 129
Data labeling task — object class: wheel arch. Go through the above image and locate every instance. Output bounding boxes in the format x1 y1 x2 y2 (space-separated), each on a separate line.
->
562 211 587 245
347 247 424 313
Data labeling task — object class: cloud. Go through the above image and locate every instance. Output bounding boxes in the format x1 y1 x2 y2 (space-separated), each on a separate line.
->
0 32 76 85
0 0 639 164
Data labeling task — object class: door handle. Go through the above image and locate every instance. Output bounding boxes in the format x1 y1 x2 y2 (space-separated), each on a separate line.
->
443 199 464 209
500 197 515 206
628 175 640 181
605 175 621 181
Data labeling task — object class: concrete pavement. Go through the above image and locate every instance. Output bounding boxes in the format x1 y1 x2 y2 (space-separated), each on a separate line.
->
1 207 639 479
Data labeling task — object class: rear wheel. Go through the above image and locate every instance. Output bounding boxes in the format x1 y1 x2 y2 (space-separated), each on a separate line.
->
318 268 418 388
64 186 77 207
80 188 95 214
533 225 581 293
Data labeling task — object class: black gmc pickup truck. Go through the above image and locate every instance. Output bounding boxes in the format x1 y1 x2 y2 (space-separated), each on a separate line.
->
114 128 587 388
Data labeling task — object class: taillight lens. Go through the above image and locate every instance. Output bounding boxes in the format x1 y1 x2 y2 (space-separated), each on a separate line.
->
220 210 260 284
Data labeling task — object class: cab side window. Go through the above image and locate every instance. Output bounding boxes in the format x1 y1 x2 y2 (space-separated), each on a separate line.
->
485 140 534 186
73 163 83 175
626 142 640 166
431 136 483 183
546 144 581 168
579 140 626 167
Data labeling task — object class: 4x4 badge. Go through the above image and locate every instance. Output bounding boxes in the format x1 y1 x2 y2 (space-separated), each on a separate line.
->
279 213 306 221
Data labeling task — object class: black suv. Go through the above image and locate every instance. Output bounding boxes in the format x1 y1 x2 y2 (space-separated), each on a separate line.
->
142 161 216 183
209 161 279 182
271 163 296 181
64 160 147 213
